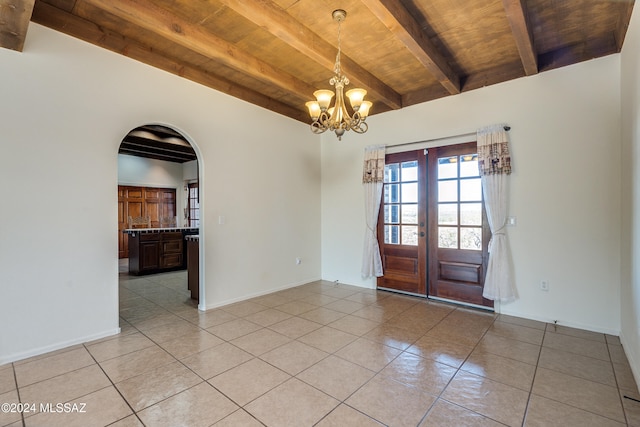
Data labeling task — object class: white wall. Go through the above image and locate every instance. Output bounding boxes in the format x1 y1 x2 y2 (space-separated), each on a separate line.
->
621 7 640 385
0 24 321 364
321 55 622 334
118 154 186 226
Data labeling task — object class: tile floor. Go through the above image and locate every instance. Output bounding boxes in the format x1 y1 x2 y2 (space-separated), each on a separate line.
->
2 267 640 426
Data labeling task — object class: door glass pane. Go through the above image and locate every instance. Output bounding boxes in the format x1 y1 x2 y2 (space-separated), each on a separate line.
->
385 164 400 183
401 183 418 203
460 154 479 177
402 204 418 224
460 203 482 225
438 180 458 202
384 184 400 203
385 225 399 244
402 226 418 245
460 178 482 201
461 227 482 250
438 227 458 248
438 203 457 225
438 156 458 179
401 161 418 181
385 205 400 224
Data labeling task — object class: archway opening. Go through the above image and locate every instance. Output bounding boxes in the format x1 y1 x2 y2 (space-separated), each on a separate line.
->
117 124 203 313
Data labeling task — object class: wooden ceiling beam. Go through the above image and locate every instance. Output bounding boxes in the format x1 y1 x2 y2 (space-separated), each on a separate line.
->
502 0 538 75
79 0 319 105
218 0 402 110
615 0 635 52
361 0 460 95
0 0 35 51
31 1 310 123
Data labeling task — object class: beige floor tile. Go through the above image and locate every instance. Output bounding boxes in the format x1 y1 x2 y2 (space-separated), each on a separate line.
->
99 346 175 383
546 324 607 342
299 307 347 324
24 386 132 427
352 305 397 322
19 365 110 414
141 319 202 343
298 354 375 400
297 293 340 307
273 300 318 315
0 364 15 395
243 308 292 327
250 293 294 308
420 399 505 426
0 389 21 426
137 382 238 427
606 334 622 345
115 361 202 411
476 332 540 365
543 330 610 361
442 370 529 427
538 346 616 386
609 344 630 365
208 358 290 406
406 334 474 368
425 323 488 348
158 330 224 359
14 347 95 387
180 342 254 379
346 374 436 427
614 361 639 390
531 367 625 423
488 321 545 345
363 324 423 350
85 332 155 362
260 340 328 375
189 309 237 329
297 326 358 353
319 286 360 299
316 404 385 426
620 387 640 427
128 312 183 331
323 299 366 314
108 415 145 427
336 338 402 372
496 314 546 330
206 318 263 341
384 313 442 335
380 351 457 396
245 378 339 426
524 394 625 426
213 409 265 426
231 328 291 356
345 290 390 304
221 301 266 317
328 315 380 336
268 316 322 339
461 349 536 391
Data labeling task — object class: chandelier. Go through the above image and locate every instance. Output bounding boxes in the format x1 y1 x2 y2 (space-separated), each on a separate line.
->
305 10 372 141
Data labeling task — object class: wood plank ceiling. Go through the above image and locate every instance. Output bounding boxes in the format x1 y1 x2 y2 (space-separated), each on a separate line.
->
2 0 636 128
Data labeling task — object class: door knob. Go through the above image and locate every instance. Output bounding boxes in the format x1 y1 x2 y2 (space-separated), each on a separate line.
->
420 231 425 237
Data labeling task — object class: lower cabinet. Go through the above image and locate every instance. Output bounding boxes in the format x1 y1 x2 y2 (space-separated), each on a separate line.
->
128 231 184 275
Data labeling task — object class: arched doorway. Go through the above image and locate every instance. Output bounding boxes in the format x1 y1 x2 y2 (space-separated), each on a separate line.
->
117 124 203 310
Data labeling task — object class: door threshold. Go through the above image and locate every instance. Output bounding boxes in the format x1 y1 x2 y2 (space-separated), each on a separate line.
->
427 296 494 312
377 287 494 312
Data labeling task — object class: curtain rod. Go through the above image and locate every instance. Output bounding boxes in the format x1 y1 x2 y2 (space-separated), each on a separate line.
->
387 125 511 149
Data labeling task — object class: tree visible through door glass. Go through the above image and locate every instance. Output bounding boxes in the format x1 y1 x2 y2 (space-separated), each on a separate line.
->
383 160 418 245
437 154 482 250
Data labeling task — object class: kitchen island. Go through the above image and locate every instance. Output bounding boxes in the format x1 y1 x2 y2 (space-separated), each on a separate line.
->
124 227 198 275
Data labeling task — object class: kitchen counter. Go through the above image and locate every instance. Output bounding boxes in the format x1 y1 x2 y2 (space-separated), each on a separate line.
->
126 228 198 275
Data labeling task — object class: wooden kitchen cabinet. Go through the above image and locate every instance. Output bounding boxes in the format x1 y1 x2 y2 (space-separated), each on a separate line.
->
127 229 193 275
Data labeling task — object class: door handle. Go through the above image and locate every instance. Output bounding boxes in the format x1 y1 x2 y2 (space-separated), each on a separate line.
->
420 232 425 237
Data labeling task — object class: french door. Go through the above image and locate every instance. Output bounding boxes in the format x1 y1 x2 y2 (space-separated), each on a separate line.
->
377 142 493 308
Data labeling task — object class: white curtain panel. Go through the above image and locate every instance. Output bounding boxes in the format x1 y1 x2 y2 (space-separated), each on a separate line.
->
361 145 385 278
477 125 518 302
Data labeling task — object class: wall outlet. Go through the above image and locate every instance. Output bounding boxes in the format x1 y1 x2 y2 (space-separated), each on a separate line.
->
540 280 549 291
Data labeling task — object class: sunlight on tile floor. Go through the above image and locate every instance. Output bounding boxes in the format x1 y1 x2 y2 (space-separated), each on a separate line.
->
1 266 639 426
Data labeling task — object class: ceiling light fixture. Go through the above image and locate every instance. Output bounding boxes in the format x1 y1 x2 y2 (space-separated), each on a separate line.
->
306 10 372 141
